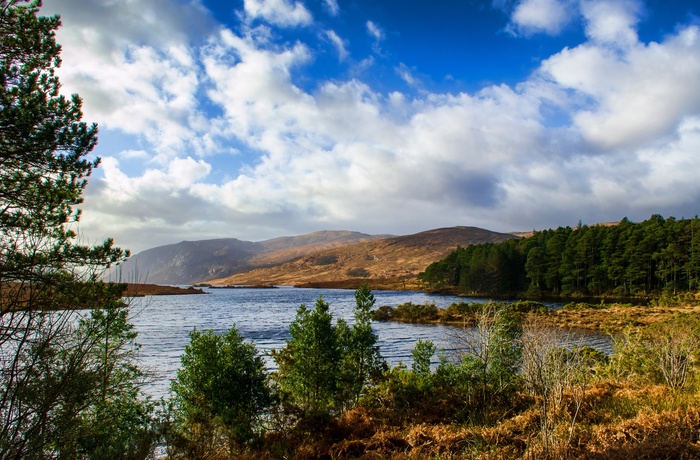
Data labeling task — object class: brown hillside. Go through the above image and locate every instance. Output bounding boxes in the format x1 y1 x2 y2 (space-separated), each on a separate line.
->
251 230 386 266
208 226 516 289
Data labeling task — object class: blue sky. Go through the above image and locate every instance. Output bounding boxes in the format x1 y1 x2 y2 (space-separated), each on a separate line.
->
40 0 700 253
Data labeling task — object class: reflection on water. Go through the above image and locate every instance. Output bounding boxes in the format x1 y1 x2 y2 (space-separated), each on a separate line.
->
128 287 612 398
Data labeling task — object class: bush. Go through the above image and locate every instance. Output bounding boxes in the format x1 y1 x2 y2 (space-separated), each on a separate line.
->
508 300 548 313
370 305 395 321
440 302 483 322
274 287 386 423
608 313 700 389
169 326 272 455
393 302 439 322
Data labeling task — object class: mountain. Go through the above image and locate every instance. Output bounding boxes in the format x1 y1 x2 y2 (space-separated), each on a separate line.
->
207 226 517 289
108 231 383 285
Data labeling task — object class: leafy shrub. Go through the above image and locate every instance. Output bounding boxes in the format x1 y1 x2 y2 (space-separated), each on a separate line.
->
370 305 394 321
393 302 439 322
508 300 548 313
411 339 436 377
608 313 700 389
440 302 483 322
274 287 386 425
564 301 605 311
274 298 341 421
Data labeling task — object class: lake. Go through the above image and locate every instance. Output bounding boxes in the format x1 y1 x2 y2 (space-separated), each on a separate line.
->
128 286 613 398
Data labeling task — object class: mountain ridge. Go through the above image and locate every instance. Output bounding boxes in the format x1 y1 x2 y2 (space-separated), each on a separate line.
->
110 226 517 288
109 231 386 285
207 226 517 289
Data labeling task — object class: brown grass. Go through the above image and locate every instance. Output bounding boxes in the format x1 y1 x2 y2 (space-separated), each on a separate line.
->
240 381 700 460
536 303 700 332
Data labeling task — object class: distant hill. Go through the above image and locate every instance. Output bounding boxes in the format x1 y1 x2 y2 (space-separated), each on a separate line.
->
108 231 383 285
207 226 517 290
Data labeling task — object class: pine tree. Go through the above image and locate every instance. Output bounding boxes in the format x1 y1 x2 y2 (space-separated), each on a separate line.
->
0 2 148 457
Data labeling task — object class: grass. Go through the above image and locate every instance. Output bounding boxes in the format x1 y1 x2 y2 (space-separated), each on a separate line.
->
254 380 700 459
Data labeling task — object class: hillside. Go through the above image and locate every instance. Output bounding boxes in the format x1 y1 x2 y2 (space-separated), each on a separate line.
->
108 231 384 285
208 226 517 289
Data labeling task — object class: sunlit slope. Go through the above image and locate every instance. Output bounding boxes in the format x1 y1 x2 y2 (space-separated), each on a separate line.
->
208 227 517 289
110 231 384 285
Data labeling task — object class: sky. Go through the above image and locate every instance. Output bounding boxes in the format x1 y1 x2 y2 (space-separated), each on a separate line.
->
39 0 700 254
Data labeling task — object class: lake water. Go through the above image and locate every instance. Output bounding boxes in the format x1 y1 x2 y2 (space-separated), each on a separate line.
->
128 287 613 398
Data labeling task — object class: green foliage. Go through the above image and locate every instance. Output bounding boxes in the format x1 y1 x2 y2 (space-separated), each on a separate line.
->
170 325 272 455
274 297 342 420
68 306 158 460
449 303 524 408
0 3 148 458
608 314 700 389
275 287 387 423
411 339 436 377
419 215 700 298
394 302 439 322
369 302 439 322
370 304 394 321
508 299 549 314
368 306 525 425
337 285 386 409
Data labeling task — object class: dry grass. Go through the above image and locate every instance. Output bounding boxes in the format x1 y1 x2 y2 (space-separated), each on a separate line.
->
241 382 700 460
522 302 700 333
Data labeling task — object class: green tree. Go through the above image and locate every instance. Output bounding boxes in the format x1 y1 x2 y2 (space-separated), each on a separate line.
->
0 2 149 458
337 285 386 409
170 326 272 456
274 297 341 420
60 306 157 460
525 246 545 293
448 303 523 408
411 339 436 377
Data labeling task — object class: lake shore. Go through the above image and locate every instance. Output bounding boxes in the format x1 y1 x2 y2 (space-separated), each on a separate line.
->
373 297 700 333
122 283 207 297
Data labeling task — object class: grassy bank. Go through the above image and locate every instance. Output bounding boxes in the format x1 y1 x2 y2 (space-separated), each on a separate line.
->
372 293 700 332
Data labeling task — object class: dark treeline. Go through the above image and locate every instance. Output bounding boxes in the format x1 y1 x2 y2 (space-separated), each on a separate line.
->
419 214 700 297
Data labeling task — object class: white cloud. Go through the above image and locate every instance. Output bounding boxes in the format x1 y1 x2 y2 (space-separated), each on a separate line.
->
580 0 642 47
509 0 576 35
395 63 419 87
366 20 385 54
42 1 230 162
244 0 313 27
541 24 700 149
120 149 149 160
324 0 340 16
325 30 349 61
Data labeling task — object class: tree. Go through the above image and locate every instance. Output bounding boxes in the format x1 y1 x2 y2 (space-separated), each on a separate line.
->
447 303 522 408
170 326 272 456
411 339 436 377
275 288 387 421
0 2 147 458
337 284 386 410
274 297 341 420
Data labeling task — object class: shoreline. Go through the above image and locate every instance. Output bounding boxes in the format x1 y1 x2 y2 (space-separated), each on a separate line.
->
372 299 700 333
121 283 207 297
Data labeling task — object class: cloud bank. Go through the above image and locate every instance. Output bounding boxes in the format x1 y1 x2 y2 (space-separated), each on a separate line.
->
41 0 700 252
